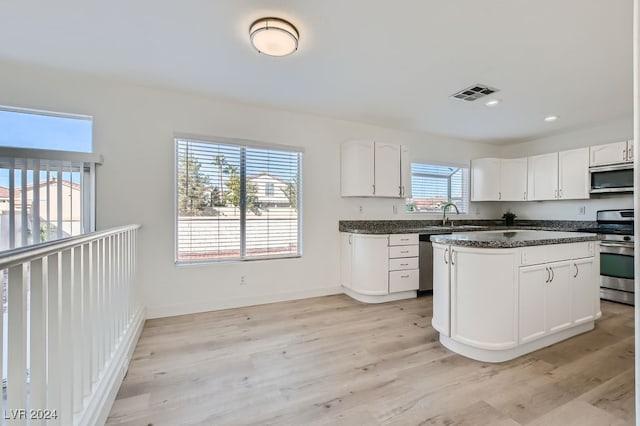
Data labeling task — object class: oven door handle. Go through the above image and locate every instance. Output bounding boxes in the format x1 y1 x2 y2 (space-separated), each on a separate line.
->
600 242 634 256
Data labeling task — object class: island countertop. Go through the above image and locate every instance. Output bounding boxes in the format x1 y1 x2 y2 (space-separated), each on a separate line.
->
430 229 598 248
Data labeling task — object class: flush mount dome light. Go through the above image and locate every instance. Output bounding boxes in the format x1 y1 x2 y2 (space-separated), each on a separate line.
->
250 17 299 57
544 115 559 122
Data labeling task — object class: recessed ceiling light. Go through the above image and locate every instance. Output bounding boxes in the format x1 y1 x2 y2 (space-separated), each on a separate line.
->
485 99 501 107
544 115 559 122
249 17 299 57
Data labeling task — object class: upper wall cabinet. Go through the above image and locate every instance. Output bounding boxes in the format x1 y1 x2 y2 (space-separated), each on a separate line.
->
590 140 634 166
341 140 410 198
471 157 527 201
528 148 589 201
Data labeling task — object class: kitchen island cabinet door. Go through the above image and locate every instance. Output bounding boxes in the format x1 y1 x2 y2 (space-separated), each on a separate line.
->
545 261 572 334
571 258 597 325
340 233 352 289
432 243 450 336
518 264 548 343
450 247 517 349
351 234 389 295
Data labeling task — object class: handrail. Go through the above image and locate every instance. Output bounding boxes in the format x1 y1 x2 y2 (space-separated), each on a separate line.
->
0 224 142 270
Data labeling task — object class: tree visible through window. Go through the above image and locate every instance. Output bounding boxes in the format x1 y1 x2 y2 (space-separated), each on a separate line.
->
176 138 302 262
406 163 469 213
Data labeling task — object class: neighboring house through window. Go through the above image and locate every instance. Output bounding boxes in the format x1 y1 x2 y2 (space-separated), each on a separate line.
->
406 163 469 214
175 137 302 263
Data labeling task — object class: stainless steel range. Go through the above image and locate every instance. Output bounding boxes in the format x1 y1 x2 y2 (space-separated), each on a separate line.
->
580 209 634 305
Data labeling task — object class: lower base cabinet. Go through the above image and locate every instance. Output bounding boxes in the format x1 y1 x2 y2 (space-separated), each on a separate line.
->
341 232 419 302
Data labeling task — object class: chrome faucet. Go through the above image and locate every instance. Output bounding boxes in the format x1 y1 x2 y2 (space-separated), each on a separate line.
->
442 202 460 226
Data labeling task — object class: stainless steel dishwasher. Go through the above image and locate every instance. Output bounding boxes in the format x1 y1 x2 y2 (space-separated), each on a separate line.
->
418 234 433 291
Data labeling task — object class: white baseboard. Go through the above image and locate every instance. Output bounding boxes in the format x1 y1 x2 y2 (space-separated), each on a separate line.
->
147 286 343 319
77 306 146 426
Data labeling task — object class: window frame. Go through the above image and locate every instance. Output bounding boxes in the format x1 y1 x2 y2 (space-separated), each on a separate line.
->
174 135 304 265
406 161 470 214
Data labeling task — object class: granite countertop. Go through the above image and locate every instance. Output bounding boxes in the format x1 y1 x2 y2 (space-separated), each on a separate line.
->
339 220 597 235
430 230 598 248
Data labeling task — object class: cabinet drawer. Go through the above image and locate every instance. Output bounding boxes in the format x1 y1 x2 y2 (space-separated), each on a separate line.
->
389 245 419 258
520 242 595 266
389 257 419 271
389 269 419 292
389 234 418 246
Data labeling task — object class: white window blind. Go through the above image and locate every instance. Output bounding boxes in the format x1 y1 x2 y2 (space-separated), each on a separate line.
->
176 138 302 263
406 163 469 213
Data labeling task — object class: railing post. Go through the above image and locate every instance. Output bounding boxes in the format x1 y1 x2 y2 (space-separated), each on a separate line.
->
82 243 91 398
47 253 61 426
7 264 27 426
59 249 73 425
29 258 46 417
72 245 83 414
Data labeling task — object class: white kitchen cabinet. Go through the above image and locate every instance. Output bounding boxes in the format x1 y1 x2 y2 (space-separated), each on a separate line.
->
571 258 598 325
341 140 410 198
341 233 418 302
432 243 518 348
527 152 558 201
527 148 589 201
558 148 590 199
450 247 518 349
471 157 527 201
340 233 352 289
431 243 450 336
470 158 501 201
590 140 633 166
545 261 573 333
350 234 389 295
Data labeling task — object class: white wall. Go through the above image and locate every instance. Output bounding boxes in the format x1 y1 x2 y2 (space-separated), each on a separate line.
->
499 118 634 220
0 61 501 318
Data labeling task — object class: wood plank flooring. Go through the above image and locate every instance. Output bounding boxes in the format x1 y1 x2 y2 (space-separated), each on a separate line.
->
106 295 634 425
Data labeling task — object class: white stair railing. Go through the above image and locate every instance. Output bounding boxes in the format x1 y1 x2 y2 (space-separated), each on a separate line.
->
0 224 144 425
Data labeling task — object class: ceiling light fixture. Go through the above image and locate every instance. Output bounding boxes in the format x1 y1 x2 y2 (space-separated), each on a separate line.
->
249 17 299 57
544 115 559 122
485 99 501 107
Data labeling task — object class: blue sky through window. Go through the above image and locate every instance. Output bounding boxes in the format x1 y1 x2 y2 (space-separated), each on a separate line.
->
0 108 92 188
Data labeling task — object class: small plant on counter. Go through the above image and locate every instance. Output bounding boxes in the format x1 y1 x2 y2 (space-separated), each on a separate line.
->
502 210 517 226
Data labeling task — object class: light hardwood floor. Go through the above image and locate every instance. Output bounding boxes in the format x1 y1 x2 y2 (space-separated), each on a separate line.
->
106 295 634 425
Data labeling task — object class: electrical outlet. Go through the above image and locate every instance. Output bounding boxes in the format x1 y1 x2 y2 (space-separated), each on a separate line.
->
359 205 363 213
240 275 247 285
578 206 586 215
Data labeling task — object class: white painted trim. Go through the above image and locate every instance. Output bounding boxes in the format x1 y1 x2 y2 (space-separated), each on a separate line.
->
147 286 343 319
439 321 594 363
77 306 146 426
342 287 417 304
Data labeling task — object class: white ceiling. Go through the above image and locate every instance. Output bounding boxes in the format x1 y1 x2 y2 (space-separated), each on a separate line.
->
0 1 633 144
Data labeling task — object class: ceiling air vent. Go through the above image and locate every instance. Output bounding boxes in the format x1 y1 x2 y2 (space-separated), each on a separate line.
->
450 84 499 101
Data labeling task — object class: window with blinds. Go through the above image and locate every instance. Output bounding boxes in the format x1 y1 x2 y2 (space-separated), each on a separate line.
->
406 163 469 214
175 138 302 263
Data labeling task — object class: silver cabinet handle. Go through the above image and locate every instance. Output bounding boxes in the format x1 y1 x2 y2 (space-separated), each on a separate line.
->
348 234 352 244
400 250 409 254
623 148 627 161
574 264 579 278
523 191 527 200
399 185 403 196
400 263 409 266
372 184 375 195
498 191 502 200
545 267 550 283
444 248 449 265
550 267 554 282
559 189 563 198
451 249 455 266
400 275 410 278
400 238 409 241
629 146 633 159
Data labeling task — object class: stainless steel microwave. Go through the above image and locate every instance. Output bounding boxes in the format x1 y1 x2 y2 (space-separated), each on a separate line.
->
589 163 634 194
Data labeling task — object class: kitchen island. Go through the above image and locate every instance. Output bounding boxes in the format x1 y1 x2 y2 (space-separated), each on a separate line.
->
431 230 600 362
